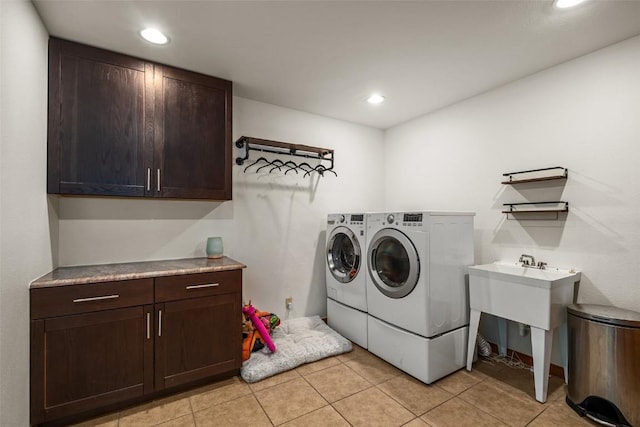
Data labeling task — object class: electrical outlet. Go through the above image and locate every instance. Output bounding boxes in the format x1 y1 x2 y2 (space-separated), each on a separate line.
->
285 297 293 310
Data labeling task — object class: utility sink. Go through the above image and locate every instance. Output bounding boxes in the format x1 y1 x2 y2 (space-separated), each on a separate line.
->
466 262 582 403
468 262 581 290
467 263 580 329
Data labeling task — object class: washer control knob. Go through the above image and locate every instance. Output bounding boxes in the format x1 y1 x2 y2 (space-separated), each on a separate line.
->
387 214 395 224
339 215 346 223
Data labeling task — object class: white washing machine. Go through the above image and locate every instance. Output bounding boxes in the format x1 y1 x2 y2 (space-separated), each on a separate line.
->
366 211 474 383
326 213 368 348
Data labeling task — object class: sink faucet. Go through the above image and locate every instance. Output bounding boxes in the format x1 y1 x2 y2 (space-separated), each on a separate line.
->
519 254 535 266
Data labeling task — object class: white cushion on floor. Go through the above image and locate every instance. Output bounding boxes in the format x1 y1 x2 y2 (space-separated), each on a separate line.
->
241 315 352 383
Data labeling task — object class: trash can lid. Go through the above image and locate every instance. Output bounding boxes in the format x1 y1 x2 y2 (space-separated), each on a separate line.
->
568 304 640 328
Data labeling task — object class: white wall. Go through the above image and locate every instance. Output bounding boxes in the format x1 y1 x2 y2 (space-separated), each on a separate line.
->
58 97 385 317
0 0 54 425
384 35 640 362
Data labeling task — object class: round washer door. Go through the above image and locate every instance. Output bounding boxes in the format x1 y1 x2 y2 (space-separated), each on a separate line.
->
368 228 420 298
327 226 361 283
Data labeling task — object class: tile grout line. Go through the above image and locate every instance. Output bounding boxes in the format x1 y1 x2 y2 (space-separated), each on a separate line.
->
404 375 479 422
373 379 434 419
186 390 196 427
322 354 420 426
524 400 563 427
294 366 350 426
250 385 276 426
456 381 545 427
304 357 364 426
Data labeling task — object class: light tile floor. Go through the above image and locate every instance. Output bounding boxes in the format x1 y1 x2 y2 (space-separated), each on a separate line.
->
73 346 594 427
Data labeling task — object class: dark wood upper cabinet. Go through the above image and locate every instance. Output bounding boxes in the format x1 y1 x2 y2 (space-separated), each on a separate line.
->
47 38 232 200
154 66 232 199
48 39 152 197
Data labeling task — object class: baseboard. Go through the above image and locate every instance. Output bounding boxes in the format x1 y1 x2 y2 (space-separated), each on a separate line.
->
488 342 565 380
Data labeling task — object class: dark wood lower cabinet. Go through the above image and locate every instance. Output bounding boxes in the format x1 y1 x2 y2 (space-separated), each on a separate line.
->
155 292 242 389
30 269 242 426
30 306 154 424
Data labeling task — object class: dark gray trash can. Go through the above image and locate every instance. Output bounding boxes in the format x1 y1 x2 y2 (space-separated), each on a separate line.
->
567 304 640 427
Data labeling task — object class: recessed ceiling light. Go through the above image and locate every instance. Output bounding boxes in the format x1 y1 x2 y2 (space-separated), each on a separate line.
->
554 0 588 9
140 28 169 45
367 94 385 105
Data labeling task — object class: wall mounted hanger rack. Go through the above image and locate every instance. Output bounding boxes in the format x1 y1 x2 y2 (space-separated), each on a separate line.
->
502 166 568 184
235 136 336 177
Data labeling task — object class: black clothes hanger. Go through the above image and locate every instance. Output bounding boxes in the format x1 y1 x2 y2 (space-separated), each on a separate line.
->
268 159 286 173
243 156 269 173
283 161 300 175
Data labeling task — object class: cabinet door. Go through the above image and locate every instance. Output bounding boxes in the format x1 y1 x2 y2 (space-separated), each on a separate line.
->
155 292 241 390
153 65 232 200
30 305 154 424
48 38 154 196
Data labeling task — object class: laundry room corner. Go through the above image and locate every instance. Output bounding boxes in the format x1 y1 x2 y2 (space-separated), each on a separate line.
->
382 35 640 363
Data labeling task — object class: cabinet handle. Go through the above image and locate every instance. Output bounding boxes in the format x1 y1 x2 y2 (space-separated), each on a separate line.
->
156 169 161 192
186 283 219 290
158 310 162 337
146 312 151 340
73 294 119 303
146 168 151 191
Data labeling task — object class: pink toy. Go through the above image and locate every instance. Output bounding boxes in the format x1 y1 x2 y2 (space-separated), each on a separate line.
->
242 304 276 353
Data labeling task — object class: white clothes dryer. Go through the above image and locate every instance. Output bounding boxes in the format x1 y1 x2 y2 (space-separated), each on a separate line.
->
365 211 475 383
326 213 368 347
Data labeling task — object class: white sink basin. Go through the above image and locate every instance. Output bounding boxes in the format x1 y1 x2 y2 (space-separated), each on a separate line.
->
468 263 581 289
467 262 581 330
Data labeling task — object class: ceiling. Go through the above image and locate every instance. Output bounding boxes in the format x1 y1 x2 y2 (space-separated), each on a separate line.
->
33 0 640 129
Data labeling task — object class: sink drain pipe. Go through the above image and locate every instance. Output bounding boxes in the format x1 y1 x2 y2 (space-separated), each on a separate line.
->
518 322 530 337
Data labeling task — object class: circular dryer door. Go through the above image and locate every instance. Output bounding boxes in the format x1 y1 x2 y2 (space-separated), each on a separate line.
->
327 226 361 283
368 228 420 298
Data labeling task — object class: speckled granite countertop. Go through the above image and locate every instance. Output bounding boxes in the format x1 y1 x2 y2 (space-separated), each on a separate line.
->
30 257 246 288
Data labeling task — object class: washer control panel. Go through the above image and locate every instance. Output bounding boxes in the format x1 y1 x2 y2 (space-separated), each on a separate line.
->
350 214 364 224
403 213 423 222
